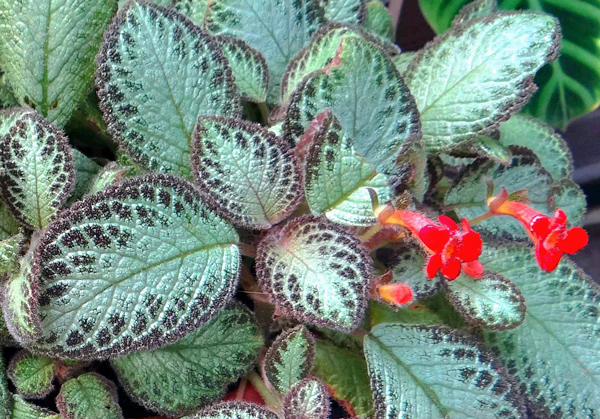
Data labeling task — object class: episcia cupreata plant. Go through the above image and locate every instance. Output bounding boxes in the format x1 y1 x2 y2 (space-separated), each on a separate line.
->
0 0 596 417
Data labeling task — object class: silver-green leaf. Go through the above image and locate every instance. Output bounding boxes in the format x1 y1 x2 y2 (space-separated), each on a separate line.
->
388 242 444 301
56 373 123 419
282 377 330 419
11 395 60 419
183 402 279 419
8 351 56 399
549 178 586 227
69 149 101 203
452 0 497 27
0 233 24 278
87 163 129 195
321 0 365 24
97 1 241 178
31 174 240 359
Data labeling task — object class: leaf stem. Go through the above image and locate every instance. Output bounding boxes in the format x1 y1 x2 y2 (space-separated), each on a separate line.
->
248 371 282 411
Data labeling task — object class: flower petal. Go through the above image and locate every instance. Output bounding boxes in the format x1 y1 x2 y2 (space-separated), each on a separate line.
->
426 254 442 278
455 230 482 262
535 241 563 272
419 225 450 253
530 215 551 239
462 260 484 279
553 208 567 227
438 215 458 231
441 258 461 280
559 227 589 254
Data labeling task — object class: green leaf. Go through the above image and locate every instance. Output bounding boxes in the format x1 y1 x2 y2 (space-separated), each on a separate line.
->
549 178 586 227
256 215 371 331
97 1 241 178
499 115 573 181
0 0 116 126
446 272 526 330
31 174 240 359
215 36 269 103
419 0 600 129
8 351 56 399
192 117 301 229
282 377 330 419
87 163 129 195
0 110 75 230
305 111 392 227
264 325 315 395
205 0 325 104
0 233 24 278
405 12 560 152
112 304 263 416
391 51 417 75
11 395 60 419
444 149 554 240
369 301 444 327
481 243 600 417
173 0 209 25
321 0 365 24
313 339 374 417
183 402 279 419
56 373 123 419
69 150 101 203
0 352 10 419
0 73 18 108
283 35 421 177
364 323 525 418
452 0 497 27
363 1 394 41
472 136 511 164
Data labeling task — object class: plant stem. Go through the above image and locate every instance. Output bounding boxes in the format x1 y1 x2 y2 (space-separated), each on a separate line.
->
469 211 494 225
248 371 282 411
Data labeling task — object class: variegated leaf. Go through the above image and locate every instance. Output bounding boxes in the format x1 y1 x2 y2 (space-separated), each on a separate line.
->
321 0 365 24
388 242 444 301
11 395 60 419
88 163 129 195
8 351 56 399
56 373 123 419
0 233 24 278
282 377 330 419
183 402 279 419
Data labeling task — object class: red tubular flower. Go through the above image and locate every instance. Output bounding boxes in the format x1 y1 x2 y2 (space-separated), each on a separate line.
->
378 283 414 305
376 207 483 280
488 194 588 272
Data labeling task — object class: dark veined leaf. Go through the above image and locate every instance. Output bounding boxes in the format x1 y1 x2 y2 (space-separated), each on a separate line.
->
8 351 56 399
0 0 116 125
364 323 525 418
0 110 75 230
205 0 325 104
418 0 600 129
0 233 23 278
321 0 365 24
481 243 600 417
112 304 263 416
264 325 315 395
256 216 372 332
363 1 395 41
31 174 240 360
549 178 586 227
69 149 101 203
446 272 526 330
56 373 123 419
191 117 302 229
282 377 330 419
183 402 279 419
283 35 421 177
445 148 554 240
11 394 60 419
313 339 374 417
0 353 10 419
404 12 560 152
304 111 392 227
97 1 240 178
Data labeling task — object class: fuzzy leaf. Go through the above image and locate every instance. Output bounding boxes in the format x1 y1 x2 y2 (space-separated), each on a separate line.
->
363 1 394 41
256 215 371 331
69 150 101 203
499 115 573 181
388 242 444 301
205 0 325 104
305 111 392 227
370 301 444 327
445 149 554 240
0 201 20 241
216 36 269 103
173 0 209 24
364 323 525 418
0 110 75 230
405 12 560 152
549 178 586 227
192 117 301 229
184 402 279 419
8 351 56 399
0 353 10 418
481 244 600 417
264 325 315 395
321 0 365 24
452 0 497 26
11 395 60 419
56 373 123 419
0 234 23 278
88 163 129 195
97 1 240 178
391 52 416 75
0 0 116 126
31 174 240 359
313 339 374 417
447 272 525 331
283 377 330 419
283 35 420 177
112 304 263 416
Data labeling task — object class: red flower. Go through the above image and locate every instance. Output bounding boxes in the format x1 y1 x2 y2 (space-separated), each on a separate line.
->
377 207 483 280
488 192 588 272
378 283 414 305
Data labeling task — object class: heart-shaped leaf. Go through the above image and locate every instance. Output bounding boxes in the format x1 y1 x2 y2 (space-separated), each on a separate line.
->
0 110 75 230
112 304 263 416
8 351 56 399
404 12 560 151
282 377 330 419
0 353 10 419
31 174 240 359
183 402 279 419
0 0 116 125
11 394 60 419
363 1 394 41
549 178 586 227
0 233 24 278
321 0 365 24
205 0 325 104
364 323 525 418
192 117 302 229
56 373 123 419
305 111 392 227
69 149 101 203
446 272 526 330
313 339 374 417
256 215 371 331
283 35 421 177
97 1 240 178
264 325 315 395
